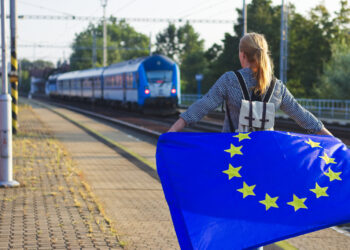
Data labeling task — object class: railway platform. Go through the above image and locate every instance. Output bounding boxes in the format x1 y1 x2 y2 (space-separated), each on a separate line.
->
3 98 350 249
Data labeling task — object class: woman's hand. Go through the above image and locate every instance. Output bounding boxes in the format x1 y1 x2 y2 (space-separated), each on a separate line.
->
168 118 186 132
316 127 333 136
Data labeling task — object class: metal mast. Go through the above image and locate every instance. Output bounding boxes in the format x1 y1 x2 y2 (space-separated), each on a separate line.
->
242 0 247 36
92 29 97 68
0 0 19 187
10 0 19 135
101 0 108 67
279 0 288 84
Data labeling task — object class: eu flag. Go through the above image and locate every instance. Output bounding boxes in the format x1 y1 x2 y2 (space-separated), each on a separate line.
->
156 131 350 249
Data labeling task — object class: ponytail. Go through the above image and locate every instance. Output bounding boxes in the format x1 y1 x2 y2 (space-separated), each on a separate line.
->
239 33 274 95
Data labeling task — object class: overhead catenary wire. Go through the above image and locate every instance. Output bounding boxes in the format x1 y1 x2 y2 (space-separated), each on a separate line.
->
18 0 75 16
112 0 137 15
174 0 218 18
11 44 149 51
180 0 231 19
11 14 234 24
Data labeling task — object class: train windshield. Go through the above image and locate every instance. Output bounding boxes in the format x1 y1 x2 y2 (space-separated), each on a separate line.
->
146 70 172 84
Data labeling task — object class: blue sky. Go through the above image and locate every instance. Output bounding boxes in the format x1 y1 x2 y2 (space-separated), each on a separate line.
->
4 0 341 65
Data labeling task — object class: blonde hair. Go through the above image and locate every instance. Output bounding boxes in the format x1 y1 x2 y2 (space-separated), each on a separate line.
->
239 32 274 95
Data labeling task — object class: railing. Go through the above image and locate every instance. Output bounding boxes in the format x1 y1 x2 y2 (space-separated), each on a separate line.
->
298 99 350 120
180 94 350 120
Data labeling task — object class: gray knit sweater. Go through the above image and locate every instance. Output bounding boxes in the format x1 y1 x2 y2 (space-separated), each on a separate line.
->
180 68 324 133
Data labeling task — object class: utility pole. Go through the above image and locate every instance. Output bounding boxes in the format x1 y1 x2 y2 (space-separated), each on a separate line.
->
242 0 247 36
0 0 19 187
92 29 97 68
279 0 288 84
149 33 152 56
101 0 108 67
10 0 18 134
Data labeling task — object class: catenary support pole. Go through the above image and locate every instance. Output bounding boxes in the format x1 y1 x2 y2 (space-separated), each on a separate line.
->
0 0 19 187
101 0 108 67
149 33 152 56
10 0 18 135
92 29 97 68
242 0 247 36
279 0 288 84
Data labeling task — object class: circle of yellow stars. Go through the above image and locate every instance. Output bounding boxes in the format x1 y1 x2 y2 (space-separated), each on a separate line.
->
222 132 342 212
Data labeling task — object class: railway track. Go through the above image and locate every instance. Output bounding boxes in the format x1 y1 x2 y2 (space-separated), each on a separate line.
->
35 96 350 144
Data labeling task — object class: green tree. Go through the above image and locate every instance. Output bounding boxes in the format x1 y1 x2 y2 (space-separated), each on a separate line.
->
317 42 350 99
70 19 149 70
154 24 179 61
154 23 207 93
178 23 207 93
18 59 55 95
287 9 332 97
333 0 350 43
204 0 345 98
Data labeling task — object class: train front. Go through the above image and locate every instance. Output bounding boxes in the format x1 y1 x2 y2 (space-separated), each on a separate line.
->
140 55 180 114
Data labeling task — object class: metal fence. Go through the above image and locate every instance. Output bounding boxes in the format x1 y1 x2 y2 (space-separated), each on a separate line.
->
180 94 350 120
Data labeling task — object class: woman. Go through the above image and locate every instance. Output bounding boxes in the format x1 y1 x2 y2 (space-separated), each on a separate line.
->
168 32 332 136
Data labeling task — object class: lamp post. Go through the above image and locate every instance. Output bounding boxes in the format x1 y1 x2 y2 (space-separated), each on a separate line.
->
195 74 203 100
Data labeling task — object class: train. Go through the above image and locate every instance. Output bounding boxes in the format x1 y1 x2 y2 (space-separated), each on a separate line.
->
46 55 181 114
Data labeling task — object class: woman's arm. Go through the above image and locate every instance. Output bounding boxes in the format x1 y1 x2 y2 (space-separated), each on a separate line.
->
279 84 331 135
168 117 186 132
169 73 229 131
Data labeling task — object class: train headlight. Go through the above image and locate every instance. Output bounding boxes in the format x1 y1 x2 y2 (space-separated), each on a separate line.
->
171 88 176 94
145 89 150 95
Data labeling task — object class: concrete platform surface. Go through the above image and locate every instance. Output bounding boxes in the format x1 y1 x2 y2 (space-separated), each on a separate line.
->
7 98 350 250
3 104 121 249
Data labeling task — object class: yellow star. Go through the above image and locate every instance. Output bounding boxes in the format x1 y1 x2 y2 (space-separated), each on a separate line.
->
237 182 256 198
319 153 337 165
324 167 342 182
222 164 242 180
305 138 322 148
233 133 251 142
287 194 307 212
310 183 328 198
224 144 243 158
259 193 279 211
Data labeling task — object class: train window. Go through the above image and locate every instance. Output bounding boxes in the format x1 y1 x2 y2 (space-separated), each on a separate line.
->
88 78 92 88
135 72 139 87
127 73 133 88
105 76 112 87
146 70 172 84
113 75 118 87
73 80 79 89
115 75 120 88
95 78 100 88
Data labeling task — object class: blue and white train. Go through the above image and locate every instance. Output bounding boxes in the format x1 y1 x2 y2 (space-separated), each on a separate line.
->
47 55 180 113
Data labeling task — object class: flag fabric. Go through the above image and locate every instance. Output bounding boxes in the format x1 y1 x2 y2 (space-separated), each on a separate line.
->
156 131 350 249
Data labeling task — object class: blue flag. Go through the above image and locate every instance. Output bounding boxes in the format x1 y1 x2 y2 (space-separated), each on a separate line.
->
156 131 350 249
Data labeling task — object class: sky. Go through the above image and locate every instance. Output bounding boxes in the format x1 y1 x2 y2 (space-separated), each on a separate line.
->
1 0 342 66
